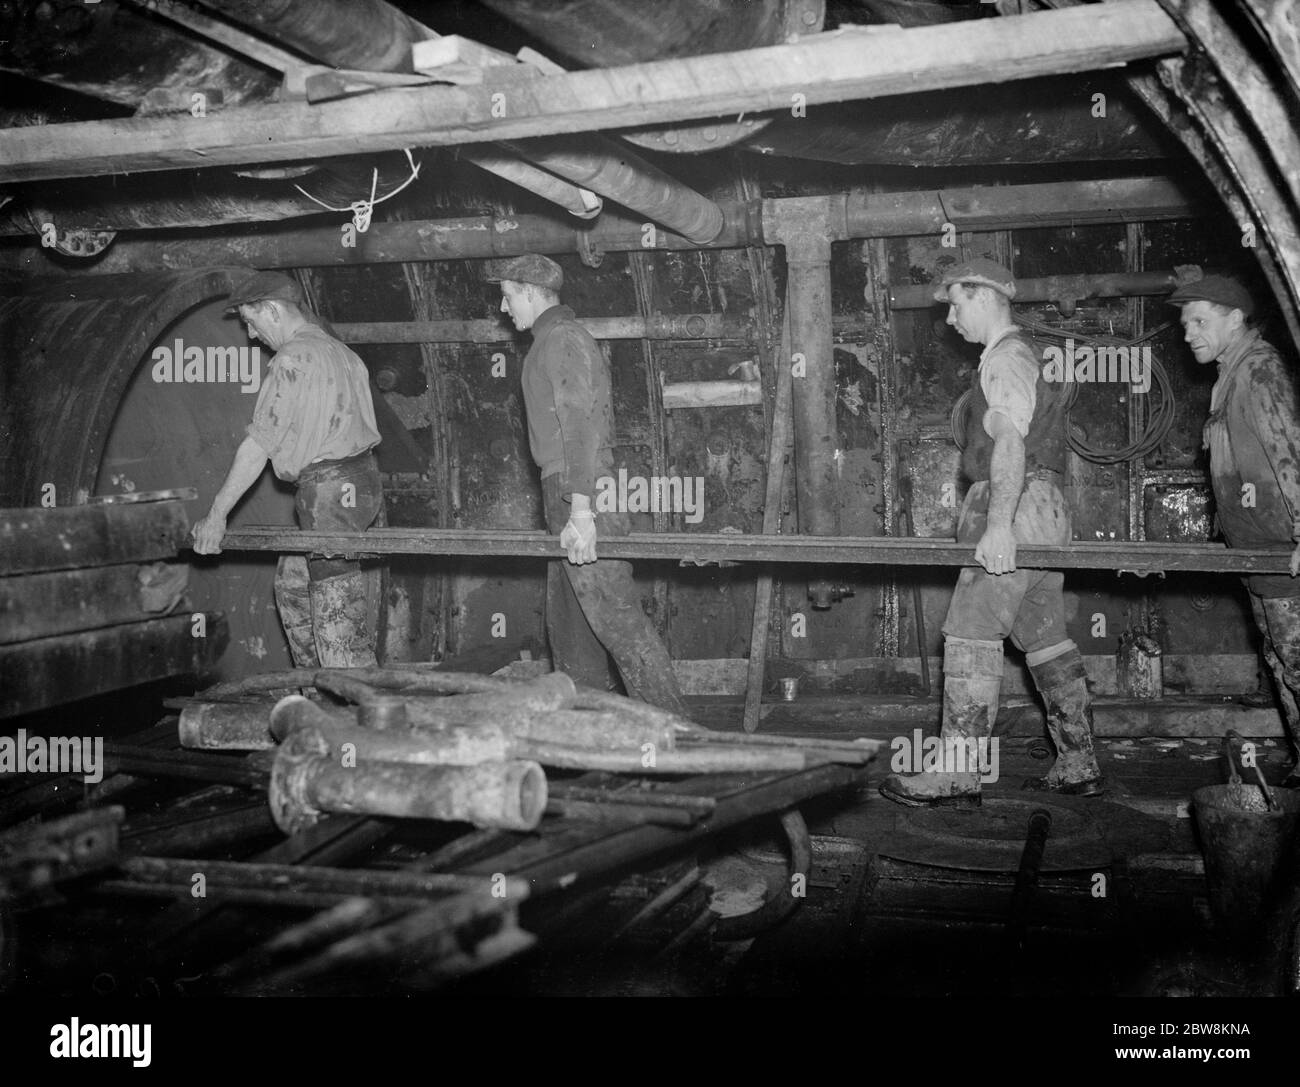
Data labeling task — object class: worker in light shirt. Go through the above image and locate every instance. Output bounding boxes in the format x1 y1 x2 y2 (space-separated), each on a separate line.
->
191 270 384 668
882 258 1103 806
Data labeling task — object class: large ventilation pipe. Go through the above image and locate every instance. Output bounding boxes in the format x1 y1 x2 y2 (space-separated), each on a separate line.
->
500 137 725 244
208 0 723 235
0 0 278 107
202 0 436 73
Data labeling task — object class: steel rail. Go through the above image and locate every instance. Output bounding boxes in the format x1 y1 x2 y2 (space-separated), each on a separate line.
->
216 527 1296 575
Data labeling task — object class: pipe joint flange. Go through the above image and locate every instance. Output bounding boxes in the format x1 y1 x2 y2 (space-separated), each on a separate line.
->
576 229 604 269
40 223 116 258
269 725 331 836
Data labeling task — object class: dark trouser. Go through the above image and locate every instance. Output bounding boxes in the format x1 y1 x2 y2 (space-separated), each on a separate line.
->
1246 588 1300 762
541 473 686 716
274 452 385 668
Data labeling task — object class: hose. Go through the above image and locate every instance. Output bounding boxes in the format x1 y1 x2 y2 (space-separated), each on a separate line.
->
951 322 1178 466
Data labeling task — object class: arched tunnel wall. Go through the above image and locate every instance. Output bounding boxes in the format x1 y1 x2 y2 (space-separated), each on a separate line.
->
0 269 301 680
97 296 298 679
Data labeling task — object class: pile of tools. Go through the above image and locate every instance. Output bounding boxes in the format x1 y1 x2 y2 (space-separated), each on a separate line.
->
178 667 878 835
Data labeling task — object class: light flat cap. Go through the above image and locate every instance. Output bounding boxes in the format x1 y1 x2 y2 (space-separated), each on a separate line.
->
932 257 1017 302
484 253 564 292
224 271 304 313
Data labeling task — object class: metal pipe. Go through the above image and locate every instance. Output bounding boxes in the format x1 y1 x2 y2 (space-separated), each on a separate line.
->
269 721 548 834
332 313 760 344
461 149 603 219
0 176 1196 274
889 269 1183 310
767 199 841 608
501 137 726 244
201 0 435 74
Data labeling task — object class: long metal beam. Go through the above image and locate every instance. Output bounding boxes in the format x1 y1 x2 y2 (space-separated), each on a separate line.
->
217 527 1294 576
0 176 1198 277
0 3 1186 184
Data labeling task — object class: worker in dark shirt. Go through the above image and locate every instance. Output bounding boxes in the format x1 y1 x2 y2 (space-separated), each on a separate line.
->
487 254 687 717
1168 273 1300 786
191 271 384 668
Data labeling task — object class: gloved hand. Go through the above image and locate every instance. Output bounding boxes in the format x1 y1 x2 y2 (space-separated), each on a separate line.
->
560 509 598 564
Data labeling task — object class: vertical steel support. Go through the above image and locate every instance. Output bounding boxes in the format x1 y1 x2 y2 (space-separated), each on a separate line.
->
628 250 672 646
764 197 844 609
866 237 900 657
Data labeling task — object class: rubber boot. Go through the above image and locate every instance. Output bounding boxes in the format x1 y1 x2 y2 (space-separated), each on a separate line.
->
274 555 320 668
309 570 378 668
1025 644 1104 796
879 637 1002 807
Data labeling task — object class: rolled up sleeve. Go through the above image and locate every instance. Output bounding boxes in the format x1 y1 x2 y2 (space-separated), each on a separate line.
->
980 341 1039 439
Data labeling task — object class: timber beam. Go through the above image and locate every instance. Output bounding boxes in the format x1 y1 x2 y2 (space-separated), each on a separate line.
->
0 3 1185 184
217 528 1294 576
0 176 1199 277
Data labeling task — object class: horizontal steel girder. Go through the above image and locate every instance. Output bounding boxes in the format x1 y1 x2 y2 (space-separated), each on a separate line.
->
217 528 1294 576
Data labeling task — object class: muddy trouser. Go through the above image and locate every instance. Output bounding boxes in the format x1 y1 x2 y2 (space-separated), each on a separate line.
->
942 474 1100 785
1246 588 1300 761
274 451 385 668
541 472 686 716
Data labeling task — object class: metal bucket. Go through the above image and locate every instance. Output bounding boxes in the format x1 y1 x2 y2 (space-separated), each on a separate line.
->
1193 784 1300 943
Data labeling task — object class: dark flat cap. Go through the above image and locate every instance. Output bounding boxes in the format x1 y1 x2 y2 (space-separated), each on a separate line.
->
932 257 1016 301
484 253 563 292
1165 274 1255 317
224 271 305 313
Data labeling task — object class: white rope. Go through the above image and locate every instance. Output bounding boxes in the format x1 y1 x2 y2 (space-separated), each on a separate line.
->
294 149 422 233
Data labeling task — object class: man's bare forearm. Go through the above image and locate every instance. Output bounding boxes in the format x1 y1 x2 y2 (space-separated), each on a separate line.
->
209 436 269 518
986 417 1026 530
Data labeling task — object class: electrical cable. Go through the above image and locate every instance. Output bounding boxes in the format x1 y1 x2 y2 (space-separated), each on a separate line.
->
950 321 1179 465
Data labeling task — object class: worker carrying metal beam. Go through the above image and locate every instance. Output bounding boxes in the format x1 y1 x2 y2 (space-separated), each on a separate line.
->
1168 273 1300 788
190 271 385 668
488 254 686 717
881 258 1104 806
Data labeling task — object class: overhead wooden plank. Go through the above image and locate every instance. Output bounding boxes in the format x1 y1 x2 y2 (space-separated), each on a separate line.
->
0 501 191 577
0 2 1186 184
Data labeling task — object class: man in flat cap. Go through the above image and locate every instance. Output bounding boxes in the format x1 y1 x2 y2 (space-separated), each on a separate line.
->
488 253 686 716
1169 272 1300 786
882 257 1103 805
191 270 385 668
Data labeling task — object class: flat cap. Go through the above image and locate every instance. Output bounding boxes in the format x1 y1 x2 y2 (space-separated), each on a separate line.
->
484 253 563 292
224 271 304 313
932 257 1017 302
1165 273 1255 317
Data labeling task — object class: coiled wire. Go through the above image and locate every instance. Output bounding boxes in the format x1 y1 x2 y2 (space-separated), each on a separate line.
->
951 321 1178 465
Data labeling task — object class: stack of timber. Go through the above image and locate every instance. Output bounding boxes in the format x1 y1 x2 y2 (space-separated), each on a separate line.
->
0 495 228 717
